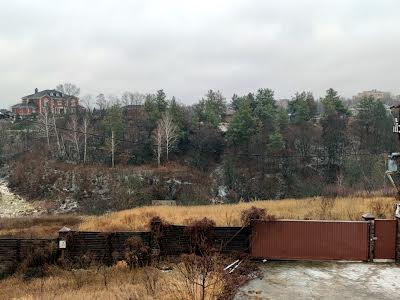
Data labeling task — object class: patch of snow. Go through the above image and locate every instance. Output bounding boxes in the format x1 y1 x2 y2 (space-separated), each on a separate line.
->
339 264 371 281
304 269 333 280
218 185 227 198
0 179 40 217
368 266 400 294
54 197 78 214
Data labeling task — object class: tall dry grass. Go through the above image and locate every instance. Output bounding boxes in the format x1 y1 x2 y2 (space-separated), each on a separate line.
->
1 196 396 237
79 196 397 232
0 264 223 300
0 215 82 238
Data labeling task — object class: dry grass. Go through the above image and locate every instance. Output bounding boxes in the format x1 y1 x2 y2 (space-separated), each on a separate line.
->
1 196 396 237
0 264 223 300
0 215 82 238
79 196 397 232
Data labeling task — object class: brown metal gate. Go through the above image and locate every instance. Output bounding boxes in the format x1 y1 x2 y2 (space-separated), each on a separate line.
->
251 220 369 261
374 219 397 260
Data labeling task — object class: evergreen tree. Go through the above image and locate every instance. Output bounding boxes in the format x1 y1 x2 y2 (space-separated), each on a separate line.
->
288 91 317 123
320 88 349 183
227 103 257 146
353 96 394 153
193 90 226 128
254 88 277 131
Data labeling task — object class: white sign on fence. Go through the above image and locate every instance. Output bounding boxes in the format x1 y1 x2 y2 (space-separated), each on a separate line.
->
59 240 67 249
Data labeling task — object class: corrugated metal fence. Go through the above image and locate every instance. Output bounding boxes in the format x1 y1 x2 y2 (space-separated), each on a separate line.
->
375 219 397 260
251 220 370 261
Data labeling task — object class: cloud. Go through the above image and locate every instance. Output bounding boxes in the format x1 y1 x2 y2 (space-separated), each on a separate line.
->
1 0 400 108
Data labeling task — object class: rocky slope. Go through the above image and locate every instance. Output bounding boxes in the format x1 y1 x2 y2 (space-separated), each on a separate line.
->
0 178 40 217
6 158 225 214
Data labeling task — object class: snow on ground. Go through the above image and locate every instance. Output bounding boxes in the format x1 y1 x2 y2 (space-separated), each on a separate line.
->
235 262 400 300
0 179 39 217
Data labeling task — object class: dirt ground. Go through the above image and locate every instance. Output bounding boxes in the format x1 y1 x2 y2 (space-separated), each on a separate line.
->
235 261 400 300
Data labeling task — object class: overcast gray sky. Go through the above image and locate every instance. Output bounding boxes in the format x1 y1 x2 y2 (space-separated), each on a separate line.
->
1 0 399 108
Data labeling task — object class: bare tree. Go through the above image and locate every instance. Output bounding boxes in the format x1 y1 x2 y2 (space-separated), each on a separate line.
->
51 111 63 158
160 112 178 161
81 115 90 164
111 130 115 168
107 94 121 107
96 93 107 110
152 120 164 166
36 107 51 152
176 253 224 300
64 115 81 162
121 91 145 106
56 83 80 96
80 94 94 112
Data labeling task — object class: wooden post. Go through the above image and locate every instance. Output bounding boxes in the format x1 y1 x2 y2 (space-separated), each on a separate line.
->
362 213 375 262
16 239 21 264
58 226 71 262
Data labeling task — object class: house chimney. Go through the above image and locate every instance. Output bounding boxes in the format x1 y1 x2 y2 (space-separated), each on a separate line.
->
35 88 38 94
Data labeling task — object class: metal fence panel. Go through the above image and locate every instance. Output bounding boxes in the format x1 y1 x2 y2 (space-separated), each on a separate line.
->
375 219 397 260
251 220 369 261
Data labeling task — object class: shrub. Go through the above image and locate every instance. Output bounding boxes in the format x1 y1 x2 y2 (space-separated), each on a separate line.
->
124 236 151 268
177 252 224 300
19 242 57 280
186 218 216 254
240 206 276 226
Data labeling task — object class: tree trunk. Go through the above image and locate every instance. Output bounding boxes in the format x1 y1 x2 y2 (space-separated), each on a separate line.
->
166 139 169 161
83 118 87 164
74 133 80 162
111 130 115 168
52 112 62 157
44 112 50 151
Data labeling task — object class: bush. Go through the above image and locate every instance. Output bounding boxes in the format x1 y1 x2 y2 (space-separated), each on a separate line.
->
240 206 276 226
8 153 58 199
124 236 151 268
19 242 57 280
186 218 216 254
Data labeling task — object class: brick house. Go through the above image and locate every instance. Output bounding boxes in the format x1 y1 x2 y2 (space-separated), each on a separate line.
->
11 88 81 116
10 103 37 116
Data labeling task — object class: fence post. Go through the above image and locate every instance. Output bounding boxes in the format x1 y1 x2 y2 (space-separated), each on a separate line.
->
58 226 71 262
396 203 400 262
362 213 375 262
16 239 21 264
150 219 162 257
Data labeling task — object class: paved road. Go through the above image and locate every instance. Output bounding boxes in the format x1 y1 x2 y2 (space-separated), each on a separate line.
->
235 261 400 300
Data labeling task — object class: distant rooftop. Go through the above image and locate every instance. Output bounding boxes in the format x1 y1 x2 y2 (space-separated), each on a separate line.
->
21 88 73 100
11 103 36 109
